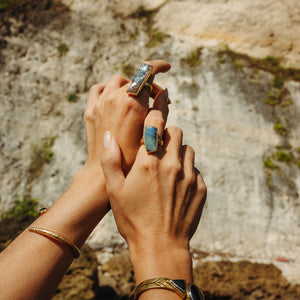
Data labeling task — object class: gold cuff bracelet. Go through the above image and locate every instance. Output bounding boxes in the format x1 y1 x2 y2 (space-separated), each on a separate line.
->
28 227 80 259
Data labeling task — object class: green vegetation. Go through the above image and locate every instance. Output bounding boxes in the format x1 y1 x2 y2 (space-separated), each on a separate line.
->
276 150 292 162
273 123 287 136
265 171 272 187
28 136 56 180
296 147 300 154
130 5 168 47
146 29 166 47
67 93 78 103
276 143 291 150
121 63 135 78
273 74 284 89
192 105 199 112
130 33 136 40
217 46 300 82
1 198 38 220
263 157 279 169
57 43 69 56
181 48 202 71
263 88 292 107
40 136 56 162
297 160 300 169
263 93 279 106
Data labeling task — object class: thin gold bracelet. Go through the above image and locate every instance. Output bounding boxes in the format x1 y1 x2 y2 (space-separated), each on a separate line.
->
28 227 81 259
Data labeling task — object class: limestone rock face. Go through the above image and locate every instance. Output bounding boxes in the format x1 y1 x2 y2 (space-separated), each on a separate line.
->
154 0 300 67
0 0 299 286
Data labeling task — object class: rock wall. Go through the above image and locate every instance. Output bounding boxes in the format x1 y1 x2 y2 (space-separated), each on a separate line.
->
0 0 300 286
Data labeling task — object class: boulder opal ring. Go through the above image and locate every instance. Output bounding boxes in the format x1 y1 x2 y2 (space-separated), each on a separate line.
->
127 63 153 96
140 126 163 153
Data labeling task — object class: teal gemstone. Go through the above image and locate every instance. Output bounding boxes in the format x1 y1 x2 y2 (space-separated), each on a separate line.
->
144 126 158 153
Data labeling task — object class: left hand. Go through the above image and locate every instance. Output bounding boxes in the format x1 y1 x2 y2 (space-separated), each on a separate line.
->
83 60 171 175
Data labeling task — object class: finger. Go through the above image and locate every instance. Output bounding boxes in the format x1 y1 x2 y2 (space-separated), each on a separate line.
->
119 81 170 107
146 89 169 136
138 60 171 97
163 126 183 159
142 89 169 154
152 88 169 122
181 145 195 183
151 82 171 104
195 168 207 205
84 83 106 120
145 59 172 83
184 169 207 239
128 60 171 106
100 131 125 194
101 74 130 99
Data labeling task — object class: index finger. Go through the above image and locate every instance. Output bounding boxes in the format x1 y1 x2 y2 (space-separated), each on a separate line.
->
128 60 171 107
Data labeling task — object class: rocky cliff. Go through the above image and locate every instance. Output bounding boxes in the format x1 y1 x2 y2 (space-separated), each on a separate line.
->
1 0 300 296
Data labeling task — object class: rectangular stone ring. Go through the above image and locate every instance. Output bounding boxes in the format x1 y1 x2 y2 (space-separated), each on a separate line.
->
143 126 163 153
127 63 153 96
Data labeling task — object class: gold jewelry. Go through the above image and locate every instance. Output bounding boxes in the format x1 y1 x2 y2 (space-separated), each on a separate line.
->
140 126 163 153
28 227 80 258
134 278 187 300
144 82 153 93
134 278 205 300
127 63 153 96
140 137 163 146
38 207 49 216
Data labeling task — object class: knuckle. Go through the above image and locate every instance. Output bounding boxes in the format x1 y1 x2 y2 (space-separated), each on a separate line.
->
164 159 181 176
151 116 165 129
198 179 207 200
89 84 101 94
185 171 195 187
123 95 135 110
186 145 195 157
141 156 159 172
109 74 125 83
168 126 183 139
105 93 116 105
83 110 94 123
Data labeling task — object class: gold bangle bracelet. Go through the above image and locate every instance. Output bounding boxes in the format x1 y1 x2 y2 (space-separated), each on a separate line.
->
134 278 187 300
28 227 80 259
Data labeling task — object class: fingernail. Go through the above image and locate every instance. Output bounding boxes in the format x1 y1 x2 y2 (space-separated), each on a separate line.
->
103 131 111 148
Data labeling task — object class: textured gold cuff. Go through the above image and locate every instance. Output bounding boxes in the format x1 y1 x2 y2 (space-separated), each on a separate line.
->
134 278 187 300
28 227 80 259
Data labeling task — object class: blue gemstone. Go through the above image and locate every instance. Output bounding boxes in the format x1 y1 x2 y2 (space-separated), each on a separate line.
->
127 64 153 96
144 126 158 152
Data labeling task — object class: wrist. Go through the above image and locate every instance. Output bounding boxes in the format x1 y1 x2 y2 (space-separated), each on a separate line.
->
33 165 109 247
129 242 193 285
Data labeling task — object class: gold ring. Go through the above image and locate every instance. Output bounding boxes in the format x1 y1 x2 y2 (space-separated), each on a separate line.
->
141 126 163 153
127 63 153 96
144 82 153 93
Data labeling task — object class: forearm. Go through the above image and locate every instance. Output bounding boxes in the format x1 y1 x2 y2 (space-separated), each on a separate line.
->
129 242 193 300
0 167 108 300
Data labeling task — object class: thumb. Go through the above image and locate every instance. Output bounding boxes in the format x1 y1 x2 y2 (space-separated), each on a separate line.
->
100 131 125 193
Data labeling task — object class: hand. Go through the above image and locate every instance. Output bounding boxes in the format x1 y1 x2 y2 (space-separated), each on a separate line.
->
83 60 171 175
100 102 207 284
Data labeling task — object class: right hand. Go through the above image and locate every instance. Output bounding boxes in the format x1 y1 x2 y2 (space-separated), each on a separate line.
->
100 101 207 283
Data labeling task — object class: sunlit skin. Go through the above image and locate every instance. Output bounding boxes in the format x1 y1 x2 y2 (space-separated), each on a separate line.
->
0 60 207 300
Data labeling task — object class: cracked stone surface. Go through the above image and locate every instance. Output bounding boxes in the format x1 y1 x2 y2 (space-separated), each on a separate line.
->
0 0 300 286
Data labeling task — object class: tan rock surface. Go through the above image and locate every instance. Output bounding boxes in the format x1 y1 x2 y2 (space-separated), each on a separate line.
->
0 0 300 293
154 0 300 67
